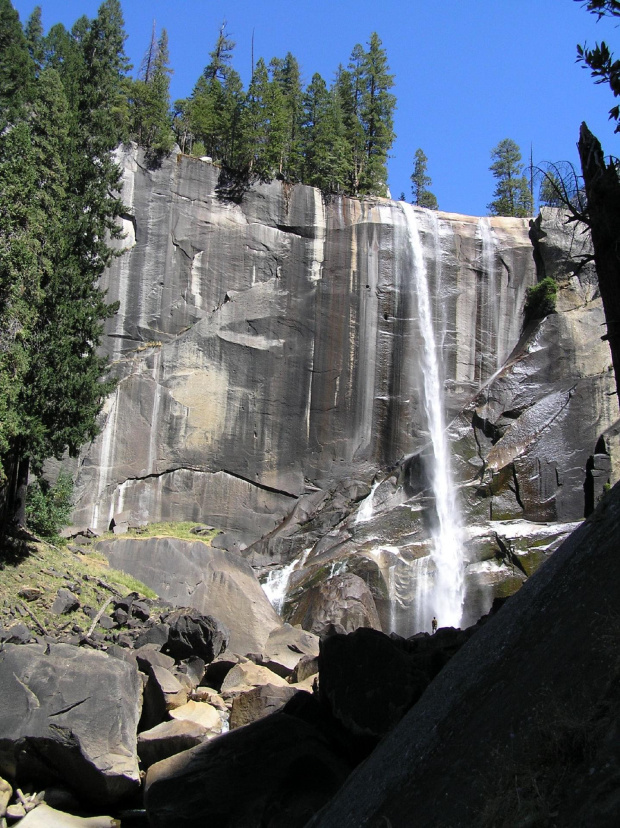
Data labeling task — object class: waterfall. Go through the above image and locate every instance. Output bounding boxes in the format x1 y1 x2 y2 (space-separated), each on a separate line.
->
355 480 380 525
402 204 465 629
262 550 310 615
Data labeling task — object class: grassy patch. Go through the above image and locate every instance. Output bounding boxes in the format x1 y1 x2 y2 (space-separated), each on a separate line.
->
0 535 160 636
96 521 218 545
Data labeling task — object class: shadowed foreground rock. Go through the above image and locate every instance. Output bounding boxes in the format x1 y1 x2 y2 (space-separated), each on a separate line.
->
309 483 620 827
144 712 352 828
0 644 142 807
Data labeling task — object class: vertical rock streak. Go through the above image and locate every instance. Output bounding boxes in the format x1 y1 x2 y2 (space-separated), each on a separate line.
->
91 387 120 529
403 204 465 629
477 218 501 379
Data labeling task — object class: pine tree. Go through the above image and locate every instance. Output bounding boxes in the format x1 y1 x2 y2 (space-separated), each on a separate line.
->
240 58 274 178
411 148 438 210
0 0 35 122
270 53 304 180
129 25 173 154
335 54 365 195
42 20 88 112
24 5 44 73
302 73 348 192
539 171 565 207
0 122 42 477
488 138 533 217
184 23 242 163
358 33 396 196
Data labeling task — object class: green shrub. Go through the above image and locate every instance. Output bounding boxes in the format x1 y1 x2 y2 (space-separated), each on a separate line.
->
524 276 557 323
26 472 74 540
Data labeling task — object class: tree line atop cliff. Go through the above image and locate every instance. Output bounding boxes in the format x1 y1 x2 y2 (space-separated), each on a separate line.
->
16 2 397 199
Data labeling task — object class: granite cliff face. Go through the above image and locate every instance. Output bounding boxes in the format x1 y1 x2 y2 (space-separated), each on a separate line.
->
70 146 619 628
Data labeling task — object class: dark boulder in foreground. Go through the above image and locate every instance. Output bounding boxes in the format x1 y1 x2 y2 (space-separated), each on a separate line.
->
318 627 429 739
144 711 353 828
0 643 142 807
309 483 620 827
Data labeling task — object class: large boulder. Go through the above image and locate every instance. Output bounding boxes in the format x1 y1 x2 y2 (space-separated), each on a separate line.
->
230 684 301 730
220 661 290 696
144 711 353 828
138 720 208 769
260 623 320 676
318 628 430 740
290 573 382 636
161 608 229 663
18 803 117 826
0 644 142 806
98 538 281 654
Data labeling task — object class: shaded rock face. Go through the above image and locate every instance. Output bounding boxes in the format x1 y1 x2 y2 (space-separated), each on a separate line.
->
144 711 353 828
98 537 280 655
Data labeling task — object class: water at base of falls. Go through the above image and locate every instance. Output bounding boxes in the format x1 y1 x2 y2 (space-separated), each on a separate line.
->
402 203 466 631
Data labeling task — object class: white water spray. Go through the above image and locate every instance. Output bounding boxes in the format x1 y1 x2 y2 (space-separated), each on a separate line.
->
355 480 380 525
403 204 465 629
262 550 310 615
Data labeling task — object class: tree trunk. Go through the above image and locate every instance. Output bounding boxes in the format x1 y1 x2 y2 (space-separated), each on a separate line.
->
578 122 620 408
13 454 29 528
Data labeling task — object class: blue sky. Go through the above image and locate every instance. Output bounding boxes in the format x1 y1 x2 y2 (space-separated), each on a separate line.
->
12 0 620 216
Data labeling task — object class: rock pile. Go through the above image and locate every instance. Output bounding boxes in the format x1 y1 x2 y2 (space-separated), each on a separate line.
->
0 562 486 827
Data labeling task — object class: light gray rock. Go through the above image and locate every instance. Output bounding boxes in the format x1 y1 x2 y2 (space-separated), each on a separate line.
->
230 683 301 729
138 719 208 769
18 802 116 827
71 150 539 541
168 701 221 734
0 776 10 818
0 644 142 806
220 662 289 695
98 537 280 654
261 623 319 676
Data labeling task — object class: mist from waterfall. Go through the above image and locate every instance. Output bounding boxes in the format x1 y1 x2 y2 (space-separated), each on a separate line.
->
402 204 465 630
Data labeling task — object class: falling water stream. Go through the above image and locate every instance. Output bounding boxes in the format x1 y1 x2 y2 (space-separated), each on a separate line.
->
262 550 310 615
403 203 465 629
